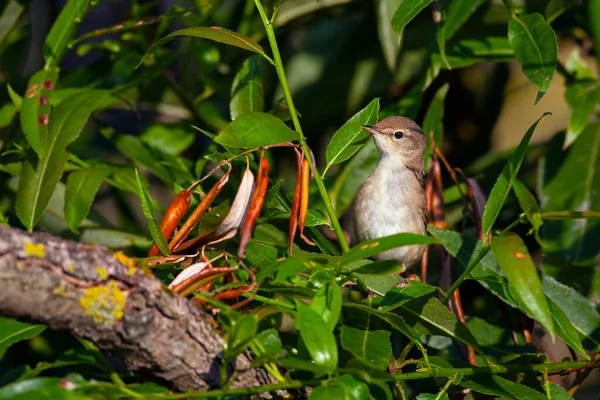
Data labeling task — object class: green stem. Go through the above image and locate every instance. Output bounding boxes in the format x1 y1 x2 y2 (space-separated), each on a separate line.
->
252 0 350 253
539 211 600 220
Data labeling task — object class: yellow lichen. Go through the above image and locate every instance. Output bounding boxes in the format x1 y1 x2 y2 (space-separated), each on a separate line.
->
96 267 108 280
114 251 136 276
66 264 75 272
24 242 45 258
79 281 125 326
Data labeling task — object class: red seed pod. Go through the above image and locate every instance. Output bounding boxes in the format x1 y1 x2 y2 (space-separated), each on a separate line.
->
149 189 192 257
288 149 303 254
238 157 269 258
299 158 315 246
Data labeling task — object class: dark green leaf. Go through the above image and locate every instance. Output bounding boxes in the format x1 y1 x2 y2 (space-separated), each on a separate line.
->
0 1 24 48
540 123 600 266
460 375 546 400
16 90 111 230
392 0 434 36
226 315 258 357
481 112 549 236
336 375 370 400
295 300 338 373
19 68 59 155
491 234 554 335
546 0 577 23
230 55 264 120
512 179 543 234
416 394 449 400
508 13 558 103
325 98 379 170
340 326 391 370
134 169 170 256
310 281 342 331
139 27 267 67
548 382 575 400
64 167 113 232
435 0 484 68
215 112 299 148
44 0 89 67
564 80 600 148
376 0 402 72
340 233 435 265
0 317 45 356
309 384 348 400
380 282 436 311
422 83 448 171
547 296 589 359
431 37 513 70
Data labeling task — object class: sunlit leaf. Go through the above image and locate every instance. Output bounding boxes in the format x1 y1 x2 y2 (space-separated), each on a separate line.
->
491 234 554 335
392 0 434 36
340 233 435 265
460 375 546 400
215 112 298 148
325 98 379 171
508 13 558 103
295 301 338 373
16 90 111 231
139 27 267 67
380 282 436 311
310 281 342 331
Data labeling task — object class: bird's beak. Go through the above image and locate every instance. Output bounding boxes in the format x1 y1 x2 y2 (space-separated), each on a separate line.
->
361 125 382 135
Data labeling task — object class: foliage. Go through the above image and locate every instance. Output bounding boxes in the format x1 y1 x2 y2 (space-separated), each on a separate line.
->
1 0 600 399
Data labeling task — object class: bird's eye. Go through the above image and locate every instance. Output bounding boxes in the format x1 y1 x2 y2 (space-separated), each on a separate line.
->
394 131 404 139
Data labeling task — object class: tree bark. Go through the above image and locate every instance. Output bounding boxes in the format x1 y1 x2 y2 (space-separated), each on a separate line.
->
0 225 279 394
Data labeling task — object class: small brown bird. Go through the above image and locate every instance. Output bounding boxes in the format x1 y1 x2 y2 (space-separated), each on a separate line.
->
353 116 428 269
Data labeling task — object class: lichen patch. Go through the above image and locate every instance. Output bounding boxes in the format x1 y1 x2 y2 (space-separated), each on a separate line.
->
114 251 136 276
24 242 45 258
96 267 108 280
79 281 126 326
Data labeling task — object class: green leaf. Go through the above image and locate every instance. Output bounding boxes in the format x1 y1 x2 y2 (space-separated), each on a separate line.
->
0 1 25 49
416 394 449 400
431 37 513 70
340 326 391 370
422 83 448 171
380 282 436 311
351 260 405 276
215 112 299 148
548 382 575 400
325 98 380 170
376 0 402 72
399 296 482 351
140 124 195 156
0 103 16 128
64 167 113 232
481 112 549 237
542 274 600 350
340 233 435 265
460 375 546 400
0 378 70 400
253 329 282 359
7 83 22 109
435 0 484 69
44 0 89 67
310 281 342 331
330 141 379 216
134 169 170 256
546 0 577 23
16 90 111 231
563 80 600 148
547 296 589 359
491 234 554 335
309 384 348 400
139 27 267 67
392 0 434 36
512 179 543 235
230 55 264 120
309 375 369 400
540 123 600 266
295 300 338 373
226 315 258 358
19 68 60 155
0 317 45 357
508 13 558 103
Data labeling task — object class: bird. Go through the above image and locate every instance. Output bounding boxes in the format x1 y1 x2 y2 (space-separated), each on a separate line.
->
353 116 428 270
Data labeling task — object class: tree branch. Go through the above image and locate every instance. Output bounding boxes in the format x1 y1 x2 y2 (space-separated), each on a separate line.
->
0 225 281 395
